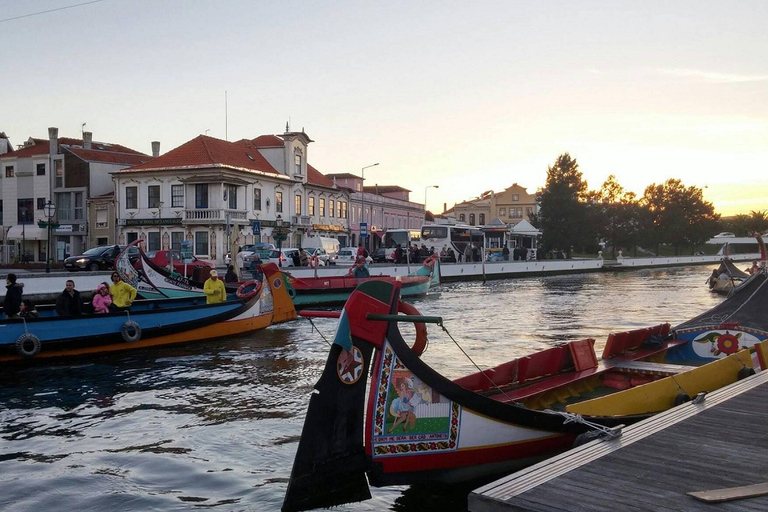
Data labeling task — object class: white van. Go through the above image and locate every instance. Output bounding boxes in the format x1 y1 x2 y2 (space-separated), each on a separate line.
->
303 236 340 264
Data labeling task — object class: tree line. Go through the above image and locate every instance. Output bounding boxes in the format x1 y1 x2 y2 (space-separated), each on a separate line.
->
533 153 768 258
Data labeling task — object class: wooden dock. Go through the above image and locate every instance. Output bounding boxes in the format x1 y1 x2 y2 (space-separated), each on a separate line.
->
470 370 768 511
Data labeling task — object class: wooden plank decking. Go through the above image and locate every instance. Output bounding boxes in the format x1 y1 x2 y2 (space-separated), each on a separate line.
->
470 370 768 511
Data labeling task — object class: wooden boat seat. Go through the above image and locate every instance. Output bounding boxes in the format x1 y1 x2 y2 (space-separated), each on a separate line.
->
601 323 671 359
605 360 697 376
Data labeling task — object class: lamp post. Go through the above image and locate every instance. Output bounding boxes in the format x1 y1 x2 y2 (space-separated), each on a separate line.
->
42 200 58 273
273 215 288 255
424 185 439 220
360 162 379 252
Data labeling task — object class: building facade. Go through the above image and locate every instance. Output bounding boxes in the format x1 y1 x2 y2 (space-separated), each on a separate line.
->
112 130 351 262
447 183 537 227
0 128 150 264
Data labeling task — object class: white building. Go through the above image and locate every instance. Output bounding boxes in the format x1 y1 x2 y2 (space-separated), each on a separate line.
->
112 129 351 262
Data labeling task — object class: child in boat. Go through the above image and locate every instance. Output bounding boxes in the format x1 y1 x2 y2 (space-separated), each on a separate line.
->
92 282 113 313
19 299 39 319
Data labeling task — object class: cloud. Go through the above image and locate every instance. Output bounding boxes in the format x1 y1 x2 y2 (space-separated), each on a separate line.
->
660 68 768 83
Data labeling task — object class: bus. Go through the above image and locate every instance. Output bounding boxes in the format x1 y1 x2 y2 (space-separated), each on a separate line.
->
421 224 483 262
381 229 422 262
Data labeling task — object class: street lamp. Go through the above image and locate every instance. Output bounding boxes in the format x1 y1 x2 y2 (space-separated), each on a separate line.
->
43 200 57 273
360 162 379 251
424 185 439 220
20 206 26 264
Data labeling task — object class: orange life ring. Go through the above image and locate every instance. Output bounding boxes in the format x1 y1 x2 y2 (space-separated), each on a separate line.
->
236 280 261 300
423 256 437 269
398 301 428 356
309 255 320 268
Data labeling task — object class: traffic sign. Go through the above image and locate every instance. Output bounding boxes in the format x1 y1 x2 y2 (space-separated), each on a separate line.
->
252 220 261 237
360 222 368 238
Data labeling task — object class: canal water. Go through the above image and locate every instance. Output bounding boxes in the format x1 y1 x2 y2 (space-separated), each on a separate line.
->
0 266 724 511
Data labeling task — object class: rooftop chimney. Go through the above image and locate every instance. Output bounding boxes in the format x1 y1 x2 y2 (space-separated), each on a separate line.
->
48 127 58 155
151 141 160 157
83 131 92 150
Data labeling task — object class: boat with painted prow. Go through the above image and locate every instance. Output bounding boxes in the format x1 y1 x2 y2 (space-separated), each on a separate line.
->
2 262 296 363
283 265 768 511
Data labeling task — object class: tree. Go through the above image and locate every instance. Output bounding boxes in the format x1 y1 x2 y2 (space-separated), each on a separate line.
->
641 179 719 255
589 175 648 258
537 153 589 258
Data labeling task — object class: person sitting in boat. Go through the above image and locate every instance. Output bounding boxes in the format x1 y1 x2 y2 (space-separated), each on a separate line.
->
708 269 719 289
56 279 83 317
248 255 263 280
352 255 370 278
92 282 113 314
2 273 23 319
110 272 137 310
203 269 227 304
19 299 39 319
224 264 238 283
299 247 309 267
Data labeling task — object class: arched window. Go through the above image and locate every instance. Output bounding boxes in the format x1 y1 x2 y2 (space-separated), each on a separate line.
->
479 213 485 225
469 213 475 225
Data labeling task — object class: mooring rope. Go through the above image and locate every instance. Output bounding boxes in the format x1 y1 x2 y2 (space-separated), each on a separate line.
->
306 317 333 347
545 410 623 438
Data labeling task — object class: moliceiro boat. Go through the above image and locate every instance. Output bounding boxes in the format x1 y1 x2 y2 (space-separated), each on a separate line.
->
283 268 768 512
2 263 296 363
283 257 440 308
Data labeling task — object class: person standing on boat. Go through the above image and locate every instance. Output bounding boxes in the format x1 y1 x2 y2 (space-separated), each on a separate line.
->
224 264 238 283
110 272 137 310
2 273 23 318
204 269 226 304
502 245 510 261
55 279 83 316
92 283 113 313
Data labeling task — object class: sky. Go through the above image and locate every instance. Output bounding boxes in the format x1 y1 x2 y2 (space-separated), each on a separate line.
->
2 0 767 217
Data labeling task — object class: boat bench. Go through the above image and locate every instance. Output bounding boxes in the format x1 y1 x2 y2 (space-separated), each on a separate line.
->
601 323 671 359
604 360 697 376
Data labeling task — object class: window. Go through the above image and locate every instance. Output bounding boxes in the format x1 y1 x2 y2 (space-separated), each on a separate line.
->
294 152 301 174
227 184 237 209
479 213 485 225
499 207 506 216
469 213 475 226
0 200 3 225
171 232 184 251
17 198 34 224
37 198 46 210
339 201 345 219
526 207 534 218
253 188 262 210
74 192 83 220
459 214 465 222
148 185 161 208
511 207 523 218
195 184 208 208
329 199 335 218
55 160 63 187
295 195 302 215
319 198 325 217
194 231 209 255
126 186 138 209
147 231 160 251
308 196 315 216
512 194 519 201
126 232 138 244
275 192 283 213
97 237 108 246
56 193 71 220
5 166 14 178
36 163 46 176
171 185 184 208
96 209 108 228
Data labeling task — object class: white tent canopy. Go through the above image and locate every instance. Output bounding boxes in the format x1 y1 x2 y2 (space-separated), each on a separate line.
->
509 219 541 236
6 225 46 240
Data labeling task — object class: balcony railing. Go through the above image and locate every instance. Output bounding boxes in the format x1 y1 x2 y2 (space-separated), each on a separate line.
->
184 209 248 222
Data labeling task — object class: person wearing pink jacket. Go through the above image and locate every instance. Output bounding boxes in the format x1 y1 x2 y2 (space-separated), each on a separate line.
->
92 282 112 314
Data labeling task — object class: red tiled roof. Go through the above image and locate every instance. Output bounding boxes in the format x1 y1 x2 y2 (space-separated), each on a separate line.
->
364 185 411 193
325 173 360 180
4 137 146 159
307 164 335 188
251 135 284 148
125 135 279 174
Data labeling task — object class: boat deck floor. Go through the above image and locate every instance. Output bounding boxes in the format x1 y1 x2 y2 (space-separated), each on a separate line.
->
469 370 768 511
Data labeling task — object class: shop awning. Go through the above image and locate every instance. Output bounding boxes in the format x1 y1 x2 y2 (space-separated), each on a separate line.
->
6 225 46 240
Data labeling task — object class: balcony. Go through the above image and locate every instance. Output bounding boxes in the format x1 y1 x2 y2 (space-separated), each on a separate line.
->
184 208 248 224
292 215 312 226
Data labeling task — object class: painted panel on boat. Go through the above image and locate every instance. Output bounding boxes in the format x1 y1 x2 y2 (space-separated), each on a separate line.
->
371 344 458 457
669 328 768 363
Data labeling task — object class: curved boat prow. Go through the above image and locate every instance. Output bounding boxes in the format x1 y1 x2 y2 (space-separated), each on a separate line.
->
261 263 298 324
282 281 399 512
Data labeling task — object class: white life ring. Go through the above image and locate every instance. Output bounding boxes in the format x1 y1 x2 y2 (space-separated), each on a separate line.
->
121 320 142 342
16 333 41 357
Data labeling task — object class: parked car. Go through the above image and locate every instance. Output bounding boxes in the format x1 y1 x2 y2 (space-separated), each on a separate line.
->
332 247 357 265
305 247 331 266
240 243 276 267
144 250 214 278
372 247 394 263
64 245 138 271
269 248 300 268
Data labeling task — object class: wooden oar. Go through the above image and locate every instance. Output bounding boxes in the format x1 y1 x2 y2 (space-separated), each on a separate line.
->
688 482 768 503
